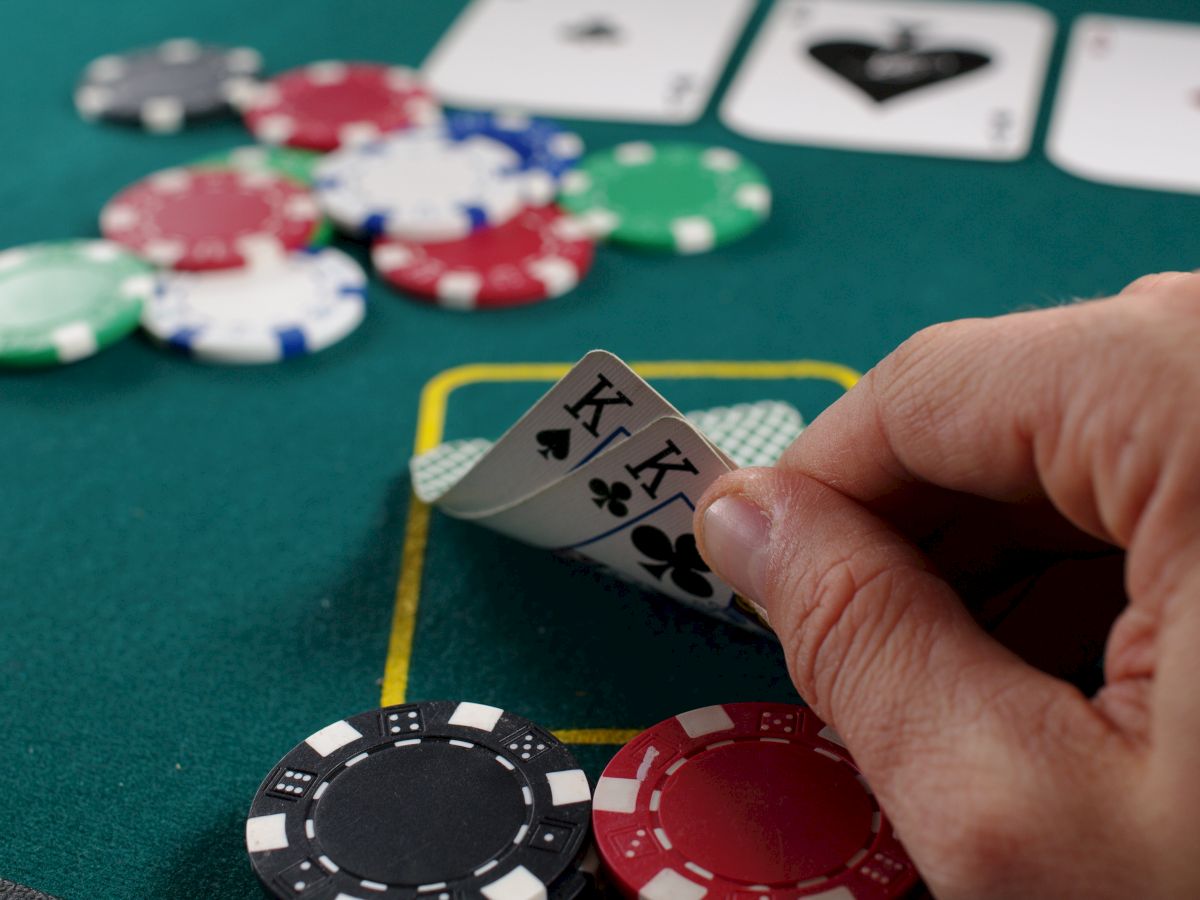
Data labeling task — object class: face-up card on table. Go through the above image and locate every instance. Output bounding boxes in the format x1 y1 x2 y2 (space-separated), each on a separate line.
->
721 0 1056 160
429 350 681 517
1046 16 1200 195
423 0 755 124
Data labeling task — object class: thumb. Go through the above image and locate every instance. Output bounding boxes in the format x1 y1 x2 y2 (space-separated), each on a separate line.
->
694 466 1093 811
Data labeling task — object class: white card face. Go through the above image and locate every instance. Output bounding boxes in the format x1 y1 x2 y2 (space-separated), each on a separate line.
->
475 416 732 549
1046 16 1200 195
409 399 805 505
431 350 681 517
477 416 737 614
423 0 755 123
721 0 1056 160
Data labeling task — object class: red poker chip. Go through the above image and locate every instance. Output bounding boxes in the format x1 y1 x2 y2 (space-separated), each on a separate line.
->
593 702 918 899
371 205 595 310
239 61 440 151
100 167 322 271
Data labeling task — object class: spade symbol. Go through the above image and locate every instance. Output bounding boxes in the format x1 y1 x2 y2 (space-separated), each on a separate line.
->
807 26 991 103
535 429 571 461
589 478 632 517
562 17 622 44
631 525 713 598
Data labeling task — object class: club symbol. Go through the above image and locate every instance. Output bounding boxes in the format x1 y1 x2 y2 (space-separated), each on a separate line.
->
562 17 621 44
589 478 632 517
631 525 713 598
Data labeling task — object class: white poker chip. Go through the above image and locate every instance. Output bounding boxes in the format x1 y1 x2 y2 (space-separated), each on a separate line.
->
142 247 367 364
314 124 552 240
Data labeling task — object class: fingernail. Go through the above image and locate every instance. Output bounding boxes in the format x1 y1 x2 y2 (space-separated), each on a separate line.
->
702 495 772 604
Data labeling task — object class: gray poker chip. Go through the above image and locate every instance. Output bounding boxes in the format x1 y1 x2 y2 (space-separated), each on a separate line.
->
74 38 262 133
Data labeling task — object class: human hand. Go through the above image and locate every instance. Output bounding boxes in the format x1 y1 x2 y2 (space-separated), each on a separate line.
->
695 273 1200 899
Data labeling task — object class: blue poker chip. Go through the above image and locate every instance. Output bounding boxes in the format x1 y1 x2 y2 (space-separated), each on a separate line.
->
445 110 585 180
142 247 367 364
313 123 556 241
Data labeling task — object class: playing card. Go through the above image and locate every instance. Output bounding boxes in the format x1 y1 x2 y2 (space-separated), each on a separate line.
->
1046 15 1200 195
427 350 682 516
721 0 1056 160
474 415 745 621
473 415 733 548
411 400 805 505
423 0 755 123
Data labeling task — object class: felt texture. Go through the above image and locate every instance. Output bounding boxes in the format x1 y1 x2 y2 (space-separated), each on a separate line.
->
2 1 1198 897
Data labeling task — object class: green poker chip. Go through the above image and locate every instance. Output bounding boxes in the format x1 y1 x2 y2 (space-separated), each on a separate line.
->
193 144 324 185
192 146 333 247
558 141 771 254
0 240 155 367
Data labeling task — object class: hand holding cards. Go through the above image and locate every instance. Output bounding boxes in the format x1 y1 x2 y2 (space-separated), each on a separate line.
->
411 351 805 632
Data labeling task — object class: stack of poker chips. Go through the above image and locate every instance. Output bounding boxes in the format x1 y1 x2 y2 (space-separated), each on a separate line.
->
244 700 918 899
5 35 912 900
0 42 771 367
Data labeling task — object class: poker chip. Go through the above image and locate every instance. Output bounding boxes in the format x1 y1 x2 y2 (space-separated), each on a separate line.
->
372 205 594 309
446 110 585 180
193 144 324 186
142 247 366 364
100 167 324 270
74 38 262 133
593 702 918 899
239 61 441 151
0 240 154 367
558 142 772 254
315 124 551 240
245 701 593 900
189 150 335 248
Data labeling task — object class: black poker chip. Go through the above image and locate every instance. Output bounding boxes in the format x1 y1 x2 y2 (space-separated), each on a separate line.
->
245 701 594 899
74 38 262 133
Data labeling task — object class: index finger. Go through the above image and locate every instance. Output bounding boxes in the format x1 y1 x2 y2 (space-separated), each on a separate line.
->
781 293 1179 548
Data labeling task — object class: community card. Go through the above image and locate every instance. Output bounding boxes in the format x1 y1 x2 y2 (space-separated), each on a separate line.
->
423 0 755 123
1046 15 1200 195
427 350 681 516
721 0 1056 160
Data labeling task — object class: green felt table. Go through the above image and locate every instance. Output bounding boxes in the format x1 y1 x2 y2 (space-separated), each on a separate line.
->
2 1 1198 897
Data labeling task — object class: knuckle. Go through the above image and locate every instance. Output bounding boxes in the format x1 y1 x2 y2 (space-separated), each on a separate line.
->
772 548 868 703
1119 271 1200 298
870 320 1002 460
771 534 915 712
874 321 965 399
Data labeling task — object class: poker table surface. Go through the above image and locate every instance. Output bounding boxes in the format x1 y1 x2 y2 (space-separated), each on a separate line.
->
3 1 1198 896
